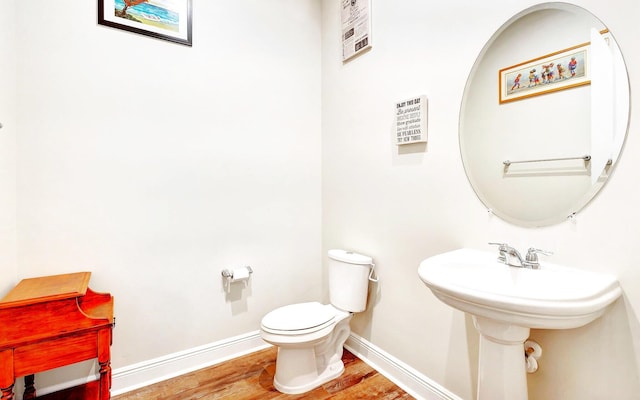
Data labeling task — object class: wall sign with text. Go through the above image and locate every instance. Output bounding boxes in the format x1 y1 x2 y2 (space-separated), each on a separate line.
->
395 96 428 145
342 0 372 61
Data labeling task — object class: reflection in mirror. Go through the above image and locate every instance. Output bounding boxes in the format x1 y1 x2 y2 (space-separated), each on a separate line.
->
459 2 630 227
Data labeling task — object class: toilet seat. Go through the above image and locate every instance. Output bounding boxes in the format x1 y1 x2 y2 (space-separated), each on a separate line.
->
261 302 336 335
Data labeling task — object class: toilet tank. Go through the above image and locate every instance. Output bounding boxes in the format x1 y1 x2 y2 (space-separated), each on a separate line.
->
328 249 373 312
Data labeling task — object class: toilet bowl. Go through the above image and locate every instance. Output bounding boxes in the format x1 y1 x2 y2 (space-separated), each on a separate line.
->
259 249 375 394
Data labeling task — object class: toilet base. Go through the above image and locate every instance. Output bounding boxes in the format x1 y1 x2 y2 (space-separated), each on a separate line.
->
268 314 352 394
273 349 345 394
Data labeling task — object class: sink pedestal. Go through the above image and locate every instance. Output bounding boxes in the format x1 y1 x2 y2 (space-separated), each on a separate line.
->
473 316 530 400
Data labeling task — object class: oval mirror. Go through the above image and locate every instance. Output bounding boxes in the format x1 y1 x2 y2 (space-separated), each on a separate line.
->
459 2 630 227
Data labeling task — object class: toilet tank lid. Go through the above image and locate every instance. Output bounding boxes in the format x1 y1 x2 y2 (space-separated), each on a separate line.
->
328 249 373 265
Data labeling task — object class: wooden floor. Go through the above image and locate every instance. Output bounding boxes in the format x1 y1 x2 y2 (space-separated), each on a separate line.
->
112 346 414 399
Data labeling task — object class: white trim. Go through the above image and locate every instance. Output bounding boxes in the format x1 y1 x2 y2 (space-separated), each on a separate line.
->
345 334 464 400
31 331 461 399
111 331 269 396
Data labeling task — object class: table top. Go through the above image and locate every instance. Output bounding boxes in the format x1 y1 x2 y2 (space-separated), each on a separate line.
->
0 272 91 308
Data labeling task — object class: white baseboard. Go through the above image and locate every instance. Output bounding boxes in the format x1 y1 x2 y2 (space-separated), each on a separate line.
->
33 331 460 400
345 334 464 400
111 330 269 396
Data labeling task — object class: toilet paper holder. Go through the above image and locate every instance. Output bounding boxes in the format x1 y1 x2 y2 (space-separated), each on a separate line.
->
221 266 253 281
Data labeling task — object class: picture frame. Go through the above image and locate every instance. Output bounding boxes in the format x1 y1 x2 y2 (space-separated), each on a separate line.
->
98 0 192 46
499 42 590 104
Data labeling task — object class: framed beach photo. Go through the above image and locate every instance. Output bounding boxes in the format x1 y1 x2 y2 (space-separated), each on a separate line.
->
499 42 590 104
98 0 192 46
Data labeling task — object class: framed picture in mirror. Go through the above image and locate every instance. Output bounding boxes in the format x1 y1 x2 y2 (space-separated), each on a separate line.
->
98 0 192 46
499 42 590 104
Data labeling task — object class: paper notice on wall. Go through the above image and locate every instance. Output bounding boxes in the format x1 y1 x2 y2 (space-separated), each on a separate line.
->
395 96 428 145
342 0 371 62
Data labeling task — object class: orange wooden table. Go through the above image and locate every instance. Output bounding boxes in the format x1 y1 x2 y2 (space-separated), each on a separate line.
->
0 272 114 400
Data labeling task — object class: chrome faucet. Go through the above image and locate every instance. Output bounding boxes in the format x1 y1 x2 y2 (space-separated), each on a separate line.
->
489 242 525 267
489 243 552 269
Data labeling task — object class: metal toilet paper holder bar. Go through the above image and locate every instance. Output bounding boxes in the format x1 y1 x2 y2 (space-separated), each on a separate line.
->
221 266 253 280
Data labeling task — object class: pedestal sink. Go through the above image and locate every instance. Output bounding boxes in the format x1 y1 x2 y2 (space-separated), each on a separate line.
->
418 248 622 400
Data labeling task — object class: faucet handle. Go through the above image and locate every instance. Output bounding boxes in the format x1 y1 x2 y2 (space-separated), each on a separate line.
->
525 248 553 261
488 242 508 263
488 242 507 250
524 248 553 269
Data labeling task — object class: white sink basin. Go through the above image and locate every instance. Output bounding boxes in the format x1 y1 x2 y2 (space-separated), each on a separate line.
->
418 248 621 329
418 248 622 400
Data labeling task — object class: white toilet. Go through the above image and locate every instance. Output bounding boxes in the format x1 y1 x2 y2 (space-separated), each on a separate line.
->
260 249 375 394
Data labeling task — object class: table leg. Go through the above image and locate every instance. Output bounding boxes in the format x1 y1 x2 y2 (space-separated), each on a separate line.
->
98 328 112 399
99 360 111 399
0 384 14 400
23 375 36 399
0 350 14 400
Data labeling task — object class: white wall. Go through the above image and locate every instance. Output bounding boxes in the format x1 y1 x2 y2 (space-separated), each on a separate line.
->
0 1 17 294
9 0 322 370
5 1 640 399
321 1 640 399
